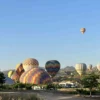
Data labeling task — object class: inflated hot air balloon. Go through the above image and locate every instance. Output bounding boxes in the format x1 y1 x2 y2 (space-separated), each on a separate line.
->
23 58 39 71
97 64 100 71
75 63 87 76
88 64 92 71
20 67 51 84
45 60 60 78
8 70 14 78
80 28 86 34
15 63 24 76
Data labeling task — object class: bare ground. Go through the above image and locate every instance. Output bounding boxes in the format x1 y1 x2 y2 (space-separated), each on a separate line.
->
0 90 100 100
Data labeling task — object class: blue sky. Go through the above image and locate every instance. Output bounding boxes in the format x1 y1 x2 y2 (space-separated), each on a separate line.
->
0 0 100 70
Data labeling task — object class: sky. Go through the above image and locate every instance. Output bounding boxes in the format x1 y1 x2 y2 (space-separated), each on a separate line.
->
0 0 100 71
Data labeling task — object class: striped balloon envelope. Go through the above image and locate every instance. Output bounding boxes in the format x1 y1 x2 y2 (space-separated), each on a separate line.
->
11 71 20 81
45 60 60 78
19 68 51 84
15 63 24 76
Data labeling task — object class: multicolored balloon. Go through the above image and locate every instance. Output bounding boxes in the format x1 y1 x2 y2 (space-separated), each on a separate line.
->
11 71 20 81
45 60 60 78
23 58 39 71
75 63 87 76
15 63 24 76
20 68 51 84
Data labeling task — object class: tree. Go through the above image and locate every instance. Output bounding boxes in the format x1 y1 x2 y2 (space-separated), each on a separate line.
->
81 73 99 97
0 72 5 85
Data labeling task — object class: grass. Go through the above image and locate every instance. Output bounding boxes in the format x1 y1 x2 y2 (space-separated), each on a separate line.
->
0 93 44 100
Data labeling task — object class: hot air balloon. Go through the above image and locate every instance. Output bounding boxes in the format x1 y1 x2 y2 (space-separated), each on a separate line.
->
20 67 51 84
88 64 92 71
23 58 39 71
45 60 60 78
75 63 87 76
11 71 20 81
15 63 24 76
80 28 86 34
8 70 14 78
97 64 100 71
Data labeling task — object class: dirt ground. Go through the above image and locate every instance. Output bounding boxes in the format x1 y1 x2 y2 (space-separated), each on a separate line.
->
36 91 100 100
0 91 100 100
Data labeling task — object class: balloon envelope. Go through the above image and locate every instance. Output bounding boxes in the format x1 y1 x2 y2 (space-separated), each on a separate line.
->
16 63 24 76
97 64 100 71
45 60 60 78
75 63 87 76
23 58 39 71
20 68 51 84
8 70 14 78
11 71 20 81
88 64 92 71
80 28 86 34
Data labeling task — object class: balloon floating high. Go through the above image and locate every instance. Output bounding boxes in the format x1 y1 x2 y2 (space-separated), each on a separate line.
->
80 28 86 34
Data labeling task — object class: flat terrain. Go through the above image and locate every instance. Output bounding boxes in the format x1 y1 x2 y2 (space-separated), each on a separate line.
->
0 90 100 100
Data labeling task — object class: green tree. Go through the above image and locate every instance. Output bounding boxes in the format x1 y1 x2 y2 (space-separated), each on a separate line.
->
0 72 5 85
81 73 99 97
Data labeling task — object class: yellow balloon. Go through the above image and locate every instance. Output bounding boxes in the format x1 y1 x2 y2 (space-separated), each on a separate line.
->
8 70 13 78
75 63 87 76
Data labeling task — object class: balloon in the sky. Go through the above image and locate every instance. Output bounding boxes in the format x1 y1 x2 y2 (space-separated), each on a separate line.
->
8 70 14 78
80 28 86 34
75 63 87 76
20 68 51 84
15 63 24 76
45 60 60 78
23 58 39 71
88 64 92 71
97 64 100 71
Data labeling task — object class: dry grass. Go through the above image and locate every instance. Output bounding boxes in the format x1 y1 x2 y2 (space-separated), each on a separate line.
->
0 93 44 100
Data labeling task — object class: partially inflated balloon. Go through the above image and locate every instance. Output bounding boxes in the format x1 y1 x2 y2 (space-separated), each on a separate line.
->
16 63 24 76
11 71 20 81
75 63 87 76
20 68 51 84
45 60 60 78
80 28 86 34
8 70 14 78
23 58 39 71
